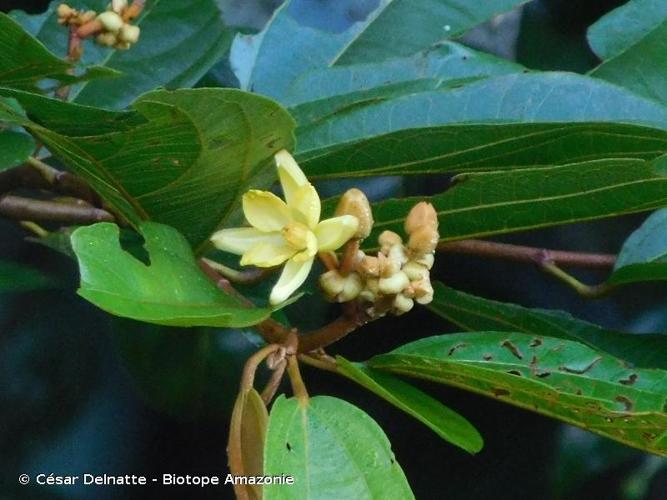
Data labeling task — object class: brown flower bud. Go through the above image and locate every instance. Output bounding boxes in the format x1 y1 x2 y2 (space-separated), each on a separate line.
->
379 271 410 295
402 261 429 281
387 243 408 266
335 188 373 239
338 273 363 302
414 252 435 270
405 202 438 235
358 255 380 278
408 226 439 256
319 270 345 300
57 3 76 20
413 278 434 305
378 252 401 278
378 230 402 254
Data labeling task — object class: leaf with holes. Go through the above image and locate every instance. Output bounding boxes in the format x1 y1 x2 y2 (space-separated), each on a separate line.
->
329 157 667 248
609 208 667 286
234 0 528 101
7 87 295 249
71 222 272 327
264 395 414 499
427 282 667 369
336 357 483 454
295 73 667 179
369 332 667 456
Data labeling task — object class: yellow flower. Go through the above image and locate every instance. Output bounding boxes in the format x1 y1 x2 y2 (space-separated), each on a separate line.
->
211 150 359 305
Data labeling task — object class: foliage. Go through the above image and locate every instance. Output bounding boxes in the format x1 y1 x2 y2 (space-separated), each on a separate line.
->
1 0 667 498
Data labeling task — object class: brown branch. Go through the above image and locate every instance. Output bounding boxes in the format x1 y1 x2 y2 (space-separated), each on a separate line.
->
297 302 369 353
438 239 616 269
0 195 114 223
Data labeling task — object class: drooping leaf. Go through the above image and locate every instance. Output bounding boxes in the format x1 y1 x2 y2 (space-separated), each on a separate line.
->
228 387 267 500
0 130 34 171
234 0 527 101
0 12 116 91
12 0 234 109
369 332 667 456
610 208 667 286
0 260 54 292
264 395 414 499
427 283 667 369
295 73 667 179
587 0 667 60
5 87 295 249
336 357 483 453
589 19 667 104
353 157 667 247
71 222 272 327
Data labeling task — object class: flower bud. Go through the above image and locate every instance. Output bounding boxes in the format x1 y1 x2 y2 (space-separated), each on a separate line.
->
338 273 363 302
79 10 98 23
388 243 408 266
112 0 128 14
358 255 380 278
335 188 373 239
379 271 409 295
319 270 345 300
393 293 414 315
378 252 401 278
96 32 118 47
413 278 434 305
405 202 438 235
414 252 435 270
408 226 439 255
379 230 402 254
57 3 75 20
114 40 132 50
118 23 140 43
402 261 429 281
97 11 123 32
365 278 380 295
358 289 376 303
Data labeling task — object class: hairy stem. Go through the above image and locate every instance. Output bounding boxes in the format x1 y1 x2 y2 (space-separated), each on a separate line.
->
0 195 114 223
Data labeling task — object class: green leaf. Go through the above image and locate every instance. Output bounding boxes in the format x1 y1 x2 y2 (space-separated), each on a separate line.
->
9 87 295 248
71 222 272 327
13 0 233 109
587 0 667 60
264 395 414 499
427 282 667 369
0 12 114 91
369 332 667 456
235 0 527 101
356 157 667 246
0 130 34 171
336 357 483 453
0 260 54 292
610 208 667 285
295 73 667 179
589 19 667 104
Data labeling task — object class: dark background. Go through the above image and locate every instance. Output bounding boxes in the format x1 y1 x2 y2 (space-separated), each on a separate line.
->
1 1 665 499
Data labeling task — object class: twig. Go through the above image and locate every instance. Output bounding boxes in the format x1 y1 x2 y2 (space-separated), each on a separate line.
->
298 354 339 374
297 302 369 353
19 221 49 238
260 359 287 405
437 239 616 269
539 260 614 299
0 195 114 223
26 157 98 203
286 356 309 403
318 251 339 271
239 344 281 395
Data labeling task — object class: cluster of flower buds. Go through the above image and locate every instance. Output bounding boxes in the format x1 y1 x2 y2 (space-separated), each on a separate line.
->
319 189 439 317
57 1 142 50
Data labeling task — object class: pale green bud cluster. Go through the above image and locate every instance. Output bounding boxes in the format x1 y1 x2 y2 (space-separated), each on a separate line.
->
95 5 141 50
319 196 439 317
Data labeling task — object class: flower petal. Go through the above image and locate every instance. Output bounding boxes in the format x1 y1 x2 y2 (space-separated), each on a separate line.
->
290 183 321 230
269 257 314 305
315 215 359 251
210 228 283 255
276 150 308 206
241 242 296 268
292 231 318 262
242 190 291 232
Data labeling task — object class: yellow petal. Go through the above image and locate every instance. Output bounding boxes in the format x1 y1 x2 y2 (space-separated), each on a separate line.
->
241 242 295 268
242 190 291 232
315 215 359 251
290 183 321 230
210 228 283 255
269 257 314 305
276 150 308 206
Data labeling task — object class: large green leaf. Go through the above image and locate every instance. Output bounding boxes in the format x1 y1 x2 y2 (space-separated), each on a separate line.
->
0 12 114 91
0 130 34 171
12 0 233 109
610 208 667 285
295 73 667 179
234 0 527 101
336 357 483 453
356 157 667 246
428 283 667 369
587 0 667 60
589 19 667 104
0 260 54 292
264 395 414 499
369 332 667 456
71 222 272 327
8 87 295 248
